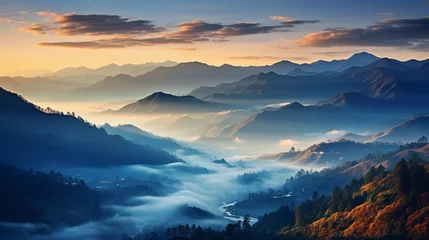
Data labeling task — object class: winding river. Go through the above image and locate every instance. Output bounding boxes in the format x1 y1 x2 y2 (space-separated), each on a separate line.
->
218 202 259 225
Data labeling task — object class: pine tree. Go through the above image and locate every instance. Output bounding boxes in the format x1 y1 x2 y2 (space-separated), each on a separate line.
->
393 159 411 196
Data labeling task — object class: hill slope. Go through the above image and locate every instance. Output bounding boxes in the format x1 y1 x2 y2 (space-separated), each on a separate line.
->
110 92 229 114
0 87 179 167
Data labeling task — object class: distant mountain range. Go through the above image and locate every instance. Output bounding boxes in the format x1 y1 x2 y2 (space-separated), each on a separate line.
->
190 57 429 103
0 76 79 99
258 114 429 166
187 57 429 146
0 87 180 167
104 91 232 114
47 61 178 85
68 52 382 100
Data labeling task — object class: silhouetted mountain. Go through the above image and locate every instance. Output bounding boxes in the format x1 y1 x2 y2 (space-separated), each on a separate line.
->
300 52 380 72
47 61 178 85
401 58 429 68
264 60 300 74
190 56 429 105
70 52 382 100
71 62 261 100
192 71 349 101
0 87 180 167
109 92 230 114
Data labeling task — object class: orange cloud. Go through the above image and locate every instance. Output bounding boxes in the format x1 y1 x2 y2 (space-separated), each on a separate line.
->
0 17 12 23
19 23 50 34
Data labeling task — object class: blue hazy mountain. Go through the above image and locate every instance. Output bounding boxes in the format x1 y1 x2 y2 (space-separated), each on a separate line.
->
107 91 231 114
299 52 379 72
190 57 429 104
101 123 204 156
70 52 380 100
223 87 428 143
0 87 180 167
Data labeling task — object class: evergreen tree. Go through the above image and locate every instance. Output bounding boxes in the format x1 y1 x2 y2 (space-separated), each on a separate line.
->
329 187 343 213
393 159 411 196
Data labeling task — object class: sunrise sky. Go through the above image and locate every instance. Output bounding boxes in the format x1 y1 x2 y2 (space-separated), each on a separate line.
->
1 0 428 75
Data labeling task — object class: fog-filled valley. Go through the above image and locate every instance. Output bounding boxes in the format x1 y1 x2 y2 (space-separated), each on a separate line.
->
1 47 429 240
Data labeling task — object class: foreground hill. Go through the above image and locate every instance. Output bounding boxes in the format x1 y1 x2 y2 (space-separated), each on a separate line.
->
106 92 230 114
281 159 429 240
0 87 179 167
163 158 429 240
0 164 102 237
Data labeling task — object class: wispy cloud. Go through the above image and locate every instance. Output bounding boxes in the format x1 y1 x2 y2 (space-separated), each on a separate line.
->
267 44 289 50
378 12 393 16
270 15 321 26
298 17 429 49
174 47 197 51
0 17 13 22
167 19 303 40
37 37 191 49
19 10 31 15
36 11 61 19
279 139 300 147
22 13 320 49
19 23 50 34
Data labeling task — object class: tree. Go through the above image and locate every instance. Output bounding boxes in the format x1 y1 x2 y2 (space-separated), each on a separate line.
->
312 191 319 201
364 166 377 184
393 159 411 196
417 136 428 144
243 215 251 231
148 232 158 240
329 187 343 213
295 205 306 226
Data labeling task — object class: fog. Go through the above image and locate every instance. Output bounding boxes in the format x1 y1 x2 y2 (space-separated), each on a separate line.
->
11 98 333 239
12 150 316 240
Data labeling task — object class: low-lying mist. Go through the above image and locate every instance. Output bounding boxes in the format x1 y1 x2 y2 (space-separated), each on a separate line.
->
11 151 314 240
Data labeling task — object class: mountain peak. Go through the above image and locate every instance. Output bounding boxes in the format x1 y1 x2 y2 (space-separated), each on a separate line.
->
348 52 378 60
282 102 304 109
141 91 176 102
177 61 210 67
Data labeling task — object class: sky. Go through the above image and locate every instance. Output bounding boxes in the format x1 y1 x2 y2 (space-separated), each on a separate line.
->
0 0 428 75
